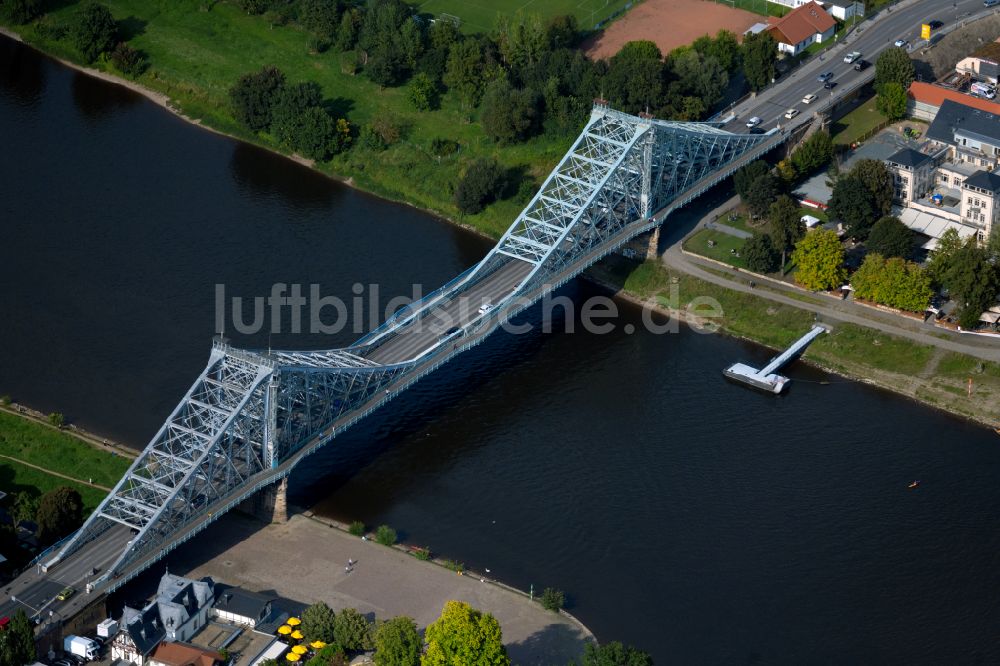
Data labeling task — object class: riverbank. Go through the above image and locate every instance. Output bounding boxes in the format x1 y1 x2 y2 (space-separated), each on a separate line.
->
4 17 999 433
169 511 593 666
0 409 132 512
589 257 1000 429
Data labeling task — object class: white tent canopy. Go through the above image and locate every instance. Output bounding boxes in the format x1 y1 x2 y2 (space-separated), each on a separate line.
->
801 214 822 228
897 208 979 250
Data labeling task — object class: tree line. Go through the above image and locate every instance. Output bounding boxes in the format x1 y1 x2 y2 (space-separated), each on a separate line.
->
272 599 652 666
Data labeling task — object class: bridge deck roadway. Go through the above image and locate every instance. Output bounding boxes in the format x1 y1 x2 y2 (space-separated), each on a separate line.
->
367 260 534 365
0 525 131 622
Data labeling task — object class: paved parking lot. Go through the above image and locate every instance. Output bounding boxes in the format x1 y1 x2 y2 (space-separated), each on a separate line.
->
167 513 592 666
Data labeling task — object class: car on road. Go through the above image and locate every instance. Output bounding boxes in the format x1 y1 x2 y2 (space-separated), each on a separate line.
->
439 326 463 341
784 108 800 120
824 81 837 90
927 20 943 30
56 587 75 601
987 0 1000 8
477 302 494 316
818 72 833 82
894 39 908 48
843 51 862 64
854 59 870 71
745 116 762 128
802 93 817 104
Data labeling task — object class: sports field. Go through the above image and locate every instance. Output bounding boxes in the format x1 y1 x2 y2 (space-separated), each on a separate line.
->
416 0 635 34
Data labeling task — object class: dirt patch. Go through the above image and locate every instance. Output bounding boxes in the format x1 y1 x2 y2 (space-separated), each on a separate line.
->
582 0 762 60
915 14 1000 80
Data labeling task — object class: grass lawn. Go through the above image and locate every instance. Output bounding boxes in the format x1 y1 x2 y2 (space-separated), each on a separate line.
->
683 228 749 269
728 0 790 18
7 1 579 240
415 0 634 33
0 411 130 496
0 460 109 514
830 98 888 146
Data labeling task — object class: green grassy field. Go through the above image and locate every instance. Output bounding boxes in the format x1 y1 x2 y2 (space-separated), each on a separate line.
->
8 0 582 240
830 98 889 145
0 411 130 511
415 0 634 34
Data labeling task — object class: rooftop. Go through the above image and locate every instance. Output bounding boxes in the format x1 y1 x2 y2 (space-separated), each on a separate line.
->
767 1 836 46
887 147 933 168
964 170 1000 192
150 642 223 666
909 82 1000 116
927 99 1000 146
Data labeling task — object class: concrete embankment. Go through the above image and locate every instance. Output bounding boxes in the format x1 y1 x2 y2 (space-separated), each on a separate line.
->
169 512 594 666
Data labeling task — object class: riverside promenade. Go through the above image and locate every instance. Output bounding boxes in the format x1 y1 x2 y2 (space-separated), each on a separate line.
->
169 513 593 665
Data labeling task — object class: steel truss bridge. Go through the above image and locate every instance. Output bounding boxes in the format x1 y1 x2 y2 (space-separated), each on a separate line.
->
43 104 781 593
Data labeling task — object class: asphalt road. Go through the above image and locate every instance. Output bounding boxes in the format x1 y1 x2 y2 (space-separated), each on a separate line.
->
723 0 996 133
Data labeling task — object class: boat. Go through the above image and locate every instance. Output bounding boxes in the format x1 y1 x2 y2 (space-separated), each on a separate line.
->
908 481 920 489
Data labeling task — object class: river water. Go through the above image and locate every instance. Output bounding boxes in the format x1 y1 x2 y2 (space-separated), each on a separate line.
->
3 36 1000 664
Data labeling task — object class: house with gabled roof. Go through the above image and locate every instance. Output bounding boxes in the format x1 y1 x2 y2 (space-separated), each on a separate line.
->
767 2 837 56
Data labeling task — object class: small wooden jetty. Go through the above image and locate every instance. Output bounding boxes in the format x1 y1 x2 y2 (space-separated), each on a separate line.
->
724 324 828 394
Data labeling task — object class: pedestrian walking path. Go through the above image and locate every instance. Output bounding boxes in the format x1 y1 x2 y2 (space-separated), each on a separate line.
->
0 453 113 491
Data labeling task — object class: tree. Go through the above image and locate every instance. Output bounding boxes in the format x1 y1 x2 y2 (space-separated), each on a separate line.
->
850 159 894 218
0 610 37 666
768 194 805 267
71 2 118 63
334 608 373 651
335 7 362 52
667 49 728 111
480 81 540 144
605 41 664 114
733 160 770 201
876 81 908 121
2 0 43 24
545 14 578 50
493 11 546 69
874 46 915 93
421 601 509 666
270 81 324 146
828 175 876 239
373 617 420 666
702 29 741 73
742 233 780 273
12 492 38 525
455 159 505 215
299 0 340 39
301 602 338 643
851 254 932 312
790 131 833 175
444 39 486 108
306 645 348 666
574 642 652 666
943 244 1000 328
407 72 438 111
866 216 913 258
791 229 846 291
744 172 779 218
35 486 83 546
110 42 146 78
294 107 342 161
230 66 286 132
742 30 777 92
926 227 965 285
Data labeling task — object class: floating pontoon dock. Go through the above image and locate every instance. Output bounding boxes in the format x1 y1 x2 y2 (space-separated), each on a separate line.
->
724 324 828 394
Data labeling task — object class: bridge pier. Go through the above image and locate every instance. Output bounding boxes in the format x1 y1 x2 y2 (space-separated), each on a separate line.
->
645 224 661 260
240 478 288 524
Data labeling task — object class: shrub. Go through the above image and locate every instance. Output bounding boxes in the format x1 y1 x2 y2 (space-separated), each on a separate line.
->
407 71 438 111
110 42 146 78
48 412 64 427
348 520 365 537
741 233 779 273
308 35 331 54
229 65 286 132
375 524 397 546
455 159 505 215
2 0 44 24
333 608 372 651
430 138 459 158
539 588 565 612
0 395 11 406
442 559 464 573
411 547 430 560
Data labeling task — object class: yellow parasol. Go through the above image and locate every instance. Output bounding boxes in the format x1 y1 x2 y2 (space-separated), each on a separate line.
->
286 617 301 626
291 646 308 655
285 653 300 662
309 641 326 650
277 625 292 636
291 630 305 640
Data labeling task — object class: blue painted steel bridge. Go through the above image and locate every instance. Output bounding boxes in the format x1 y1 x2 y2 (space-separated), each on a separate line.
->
43 104 781 593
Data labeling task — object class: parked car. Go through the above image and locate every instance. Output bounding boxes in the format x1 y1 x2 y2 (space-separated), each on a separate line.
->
818 71 833 82
802 93 817 104
894 39 909 48
784 108 800 120
843 51 862 64
745 116 762 128
854 59 870 71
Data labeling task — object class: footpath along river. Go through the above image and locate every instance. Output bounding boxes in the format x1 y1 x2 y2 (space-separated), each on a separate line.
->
3 35 1000 663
